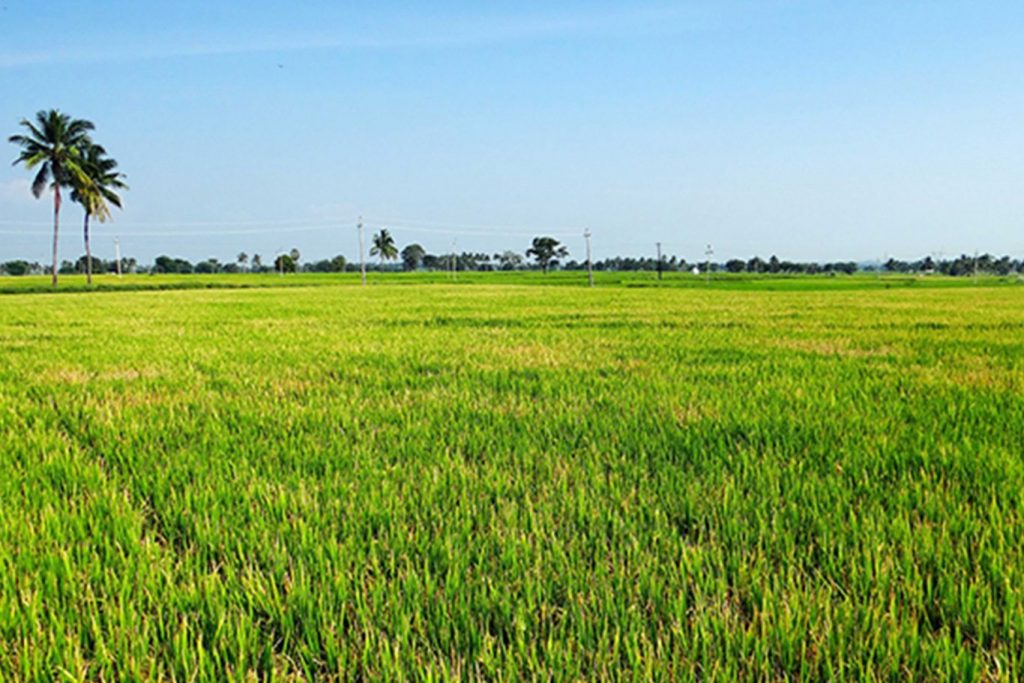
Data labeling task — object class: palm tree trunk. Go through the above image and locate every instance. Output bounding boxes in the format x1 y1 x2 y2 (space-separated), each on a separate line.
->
51 185 61 287
84 211 92 285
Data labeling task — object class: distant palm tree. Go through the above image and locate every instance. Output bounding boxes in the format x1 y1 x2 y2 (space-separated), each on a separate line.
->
9 110 95 286
237 252 248 271
71 142 127 285
370 229 398 269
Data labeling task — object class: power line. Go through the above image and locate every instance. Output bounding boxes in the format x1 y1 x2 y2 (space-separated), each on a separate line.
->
0 217 354 228
0 214 583 239
0 223 347 237
362 215 580 238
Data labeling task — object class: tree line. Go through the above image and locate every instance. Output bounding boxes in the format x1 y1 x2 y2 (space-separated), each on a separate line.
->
5 244 1024 278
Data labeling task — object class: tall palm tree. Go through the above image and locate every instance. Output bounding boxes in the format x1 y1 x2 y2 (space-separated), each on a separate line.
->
370 229 398 269
71 142 127 285
9 110 95 286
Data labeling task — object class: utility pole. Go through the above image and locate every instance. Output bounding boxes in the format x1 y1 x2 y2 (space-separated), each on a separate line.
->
358 218 367 286
114 238 122 277
705 244 714 285
656 241 663 281
584 229 593 287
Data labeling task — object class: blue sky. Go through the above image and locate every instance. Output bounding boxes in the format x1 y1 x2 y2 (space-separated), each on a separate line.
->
1 1 1022 264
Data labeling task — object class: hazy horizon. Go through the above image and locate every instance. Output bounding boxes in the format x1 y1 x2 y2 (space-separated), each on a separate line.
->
2 1 1022 265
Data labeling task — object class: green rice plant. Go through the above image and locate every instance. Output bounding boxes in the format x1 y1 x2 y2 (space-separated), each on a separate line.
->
0 279 1021 680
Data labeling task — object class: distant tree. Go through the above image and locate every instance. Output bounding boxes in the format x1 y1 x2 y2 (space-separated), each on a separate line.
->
154 255 193 274
401 243 426 271
251 254 262 272
495 251 524 271
725 259 746 273
458 252 493 271
154 255 172 273
75 254 104 275
9 109 96 286
526 237 568 274
274 254 296 273
237 252 248 271
370 229 399 268
768 255 781 274
746 256 766 273
1 260 30 276
289 248 301 265
884 258 909 273
330 255 347 272
195 259 222 274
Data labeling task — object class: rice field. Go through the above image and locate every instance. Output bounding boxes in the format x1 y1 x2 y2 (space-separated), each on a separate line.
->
1 277 1022 680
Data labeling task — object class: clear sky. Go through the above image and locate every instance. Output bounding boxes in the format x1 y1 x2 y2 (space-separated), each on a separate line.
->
1 1 1022 265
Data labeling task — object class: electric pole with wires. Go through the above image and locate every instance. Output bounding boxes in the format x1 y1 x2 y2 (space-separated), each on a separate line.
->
358 218 366 286
584 229 593 287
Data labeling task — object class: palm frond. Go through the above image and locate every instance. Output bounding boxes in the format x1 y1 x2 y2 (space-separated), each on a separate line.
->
101 187 123 208
31 164 51 198
21 116 46 144
66 118 95 138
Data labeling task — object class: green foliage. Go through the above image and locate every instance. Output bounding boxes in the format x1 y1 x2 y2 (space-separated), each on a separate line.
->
1 260 30 276
1 280 1022 680
370 229 399 265
401 243 426 271
69 141 127 222
273 254 297 273
154 255 194 274
8 109 94 198
526 236 569 273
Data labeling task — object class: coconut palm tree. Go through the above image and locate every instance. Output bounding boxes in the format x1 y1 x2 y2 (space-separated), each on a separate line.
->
9 110 95 286
370 229 398 269
71 142 127 285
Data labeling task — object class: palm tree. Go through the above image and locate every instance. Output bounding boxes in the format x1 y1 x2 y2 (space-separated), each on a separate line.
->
71 142 127 285
9 110 95 286
237 252 248 272
370 229 398 269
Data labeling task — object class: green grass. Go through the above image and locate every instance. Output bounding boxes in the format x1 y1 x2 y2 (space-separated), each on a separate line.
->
1 279 1022 680
2 269 1022 295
